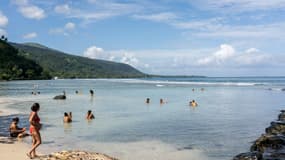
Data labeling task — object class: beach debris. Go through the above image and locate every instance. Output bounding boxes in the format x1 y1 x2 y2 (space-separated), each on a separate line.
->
38 150 118 160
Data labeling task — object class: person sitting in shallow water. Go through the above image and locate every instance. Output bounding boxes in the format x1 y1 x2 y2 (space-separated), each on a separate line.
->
190 100 198 107
63 112 72 123
86 110 95 120
9 117 29 138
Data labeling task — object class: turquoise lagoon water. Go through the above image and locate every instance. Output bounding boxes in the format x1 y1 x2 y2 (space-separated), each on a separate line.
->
0 77 285 160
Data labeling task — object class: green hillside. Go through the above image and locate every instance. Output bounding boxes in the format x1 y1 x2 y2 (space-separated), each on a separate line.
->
11 42 146 78
0 40 50 80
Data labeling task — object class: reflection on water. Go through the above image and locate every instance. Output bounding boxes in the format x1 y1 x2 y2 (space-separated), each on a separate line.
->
63 123 72 133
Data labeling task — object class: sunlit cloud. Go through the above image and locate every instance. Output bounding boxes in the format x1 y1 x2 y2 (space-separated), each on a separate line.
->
235 48 270 65
197 44 235 65
49 22 76 36
83 45 149 68
83 45 106 60
12 0 46 20
54 4 71 15
132 12 178 22
0 11 8 27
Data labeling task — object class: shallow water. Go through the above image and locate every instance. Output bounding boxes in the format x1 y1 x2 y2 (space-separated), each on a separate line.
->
0 77 285 160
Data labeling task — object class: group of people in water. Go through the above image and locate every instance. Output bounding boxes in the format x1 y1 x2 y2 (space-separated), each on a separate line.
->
146 98 198 107
7 87 202 159
7 89 96 159
63 110 95 123
145 88 203 106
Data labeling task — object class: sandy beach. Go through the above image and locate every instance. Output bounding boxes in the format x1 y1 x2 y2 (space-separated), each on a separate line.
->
0 137 31 160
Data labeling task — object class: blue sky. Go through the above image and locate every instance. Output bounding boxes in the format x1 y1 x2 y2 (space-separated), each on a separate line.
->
1 0 285 76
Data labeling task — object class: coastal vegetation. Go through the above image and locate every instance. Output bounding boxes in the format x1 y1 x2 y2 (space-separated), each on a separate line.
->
11 42 146 79
0 35 146 80
0 38 50 80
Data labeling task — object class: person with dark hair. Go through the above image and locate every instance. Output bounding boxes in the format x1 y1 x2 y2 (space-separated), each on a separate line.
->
27 103 42 159
160 98 164 104
190 100 198 107
146 98 150 104
89 90 94 96
64 112 72 123
86 110 95 120
9 117 29 138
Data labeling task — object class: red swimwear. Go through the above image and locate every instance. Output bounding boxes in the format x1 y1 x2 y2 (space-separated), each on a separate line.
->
30 113 40 133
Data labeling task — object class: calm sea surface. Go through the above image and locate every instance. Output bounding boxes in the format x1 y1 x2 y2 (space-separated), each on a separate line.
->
0 77 285 160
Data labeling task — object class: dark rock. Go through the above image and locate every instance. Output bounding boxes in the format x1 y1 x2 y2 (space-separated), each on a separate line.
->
53 91 66 100
279 112 285 121
250 134 285 152
234 110 285 160
262 151 285 160
233 151 262 160
266 122 285 135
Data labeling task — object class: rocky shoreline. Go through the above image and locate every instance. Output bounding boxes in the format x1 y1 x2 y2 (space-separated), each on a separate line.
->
233 110 285 160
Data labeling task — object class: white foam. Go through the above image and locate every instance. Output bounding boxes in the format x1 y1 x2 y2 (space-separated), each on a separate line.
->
88 78 261 86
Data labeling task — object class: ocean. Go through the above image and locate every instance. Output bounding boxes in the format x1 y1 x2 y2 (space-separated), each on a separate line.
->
0 77 285 160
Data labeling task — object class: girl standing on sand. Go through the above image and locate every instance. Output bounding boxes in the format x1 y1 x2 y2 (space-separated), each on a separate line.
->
27 103 42 159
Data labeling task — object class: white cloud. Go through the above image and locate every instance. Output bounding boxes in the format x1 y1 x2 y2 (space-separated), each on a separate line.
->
120 53 139 67
133 12 178 22
55 1 143 22
245 48 259 53
83 46 149 68
23 32 37 39
83 45 279 76
198 0 285 11
83 45 106 59
236 48 269 65
197 44 235 65
54 4 71 15
0 11 8 27
12 0 46 20
172 18 223 30
18 5 45 20
64 22 75 30
49 22 76 36
175 20 285 42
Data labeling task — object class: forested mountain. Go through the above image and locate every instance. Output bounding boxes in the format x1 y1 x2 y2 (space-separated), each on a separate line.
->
0 39 50 80
11 42 146 78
